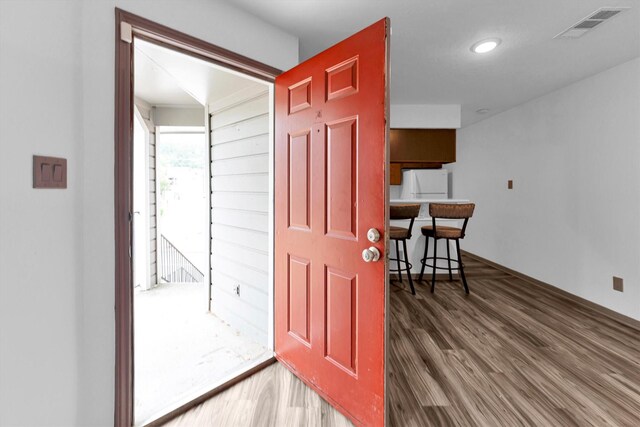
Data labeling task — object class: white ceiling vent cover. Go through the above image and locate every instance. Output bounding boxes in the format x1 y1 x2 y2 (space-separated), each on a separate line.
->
554 7 629 39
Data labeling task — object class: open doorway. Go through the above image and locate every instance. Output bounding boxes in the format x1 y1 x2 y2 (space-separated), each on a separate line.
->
131 36 274 425
116 10 389 427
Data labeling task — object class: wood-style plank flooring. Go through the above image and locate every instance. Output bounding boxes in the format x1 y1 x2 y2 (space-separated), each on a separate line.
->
163 362 352 427
390 257 640 426
164 256 640 426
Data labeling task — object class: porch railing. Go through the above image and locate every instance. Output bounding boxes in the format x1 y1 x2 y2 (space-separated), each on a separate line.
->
159 234 204 283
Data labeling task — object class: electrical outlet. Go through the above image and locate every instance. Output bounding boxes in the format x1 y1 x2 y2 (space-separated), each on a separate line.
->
613 277 623 292
233 284 241 296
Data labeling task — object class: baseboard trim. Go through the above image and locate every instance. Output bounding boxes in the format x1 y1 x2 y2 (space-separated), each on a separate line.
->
461 250 640 332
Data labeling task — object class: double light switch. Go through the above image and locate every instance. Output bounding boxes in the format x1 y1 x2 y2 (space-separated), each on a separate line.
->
33 155 67 189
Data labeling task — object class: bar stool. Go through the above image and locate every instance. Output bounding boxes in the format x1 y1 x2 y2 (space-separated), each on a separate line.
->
389 204 421 295
418 203 475 294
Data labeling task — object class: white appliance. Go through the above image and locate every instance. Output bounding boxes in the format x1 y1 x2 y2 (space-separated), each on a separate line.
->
400 169 449 200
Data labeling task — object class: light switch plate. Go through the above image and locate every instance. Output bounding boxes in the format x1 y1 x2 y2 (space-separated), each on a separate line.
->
33 155 67 189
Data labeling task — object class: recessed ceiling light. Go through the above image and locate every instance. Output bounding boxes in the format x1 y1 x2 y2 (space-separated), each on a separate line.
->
471 38 501 54
476 108 490 114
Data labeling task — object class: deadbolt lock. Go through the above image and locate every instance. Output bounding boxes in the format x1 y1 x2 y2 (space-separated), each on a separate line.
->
367 228 381 243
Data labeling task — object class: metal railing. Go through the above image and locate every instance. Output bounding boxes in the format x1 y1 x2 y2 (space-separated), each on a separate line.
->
159 234 205 283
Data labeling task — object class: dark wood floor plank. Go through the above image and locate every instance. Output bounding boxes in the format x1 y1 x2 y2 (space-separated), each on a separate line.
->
390 332 451 406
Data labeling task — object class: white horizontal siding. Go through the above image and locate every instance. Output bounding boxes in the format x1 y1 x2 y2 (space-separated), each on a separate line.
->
211 256 269 293
211 192 268 213
211 270 268 308
211 174 269 193
210 91 270 345
211 134 268 159
211 224 268 252
212 239 268 272
212 114 269 145
212 209 268 233
210 94 269 128
212 153 269 176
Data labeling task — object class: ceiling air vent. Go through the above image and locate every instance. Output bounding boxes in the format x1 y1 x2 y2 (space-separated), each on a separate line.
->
554 7 628 39
573 20 603 29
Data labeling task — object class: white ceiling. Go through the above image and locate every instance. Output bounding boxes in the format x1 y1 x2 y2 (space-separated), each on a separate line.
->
224 0 640 125
134 42 200 107
134 38 267 108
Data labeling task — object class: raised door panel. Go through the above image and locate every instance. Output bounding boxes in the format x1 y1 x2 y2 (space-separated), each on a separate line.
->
288 130 311 231
289 78 312 114
288 255 311 346
325 118 357 240
326 57 359 101
324 266 357 375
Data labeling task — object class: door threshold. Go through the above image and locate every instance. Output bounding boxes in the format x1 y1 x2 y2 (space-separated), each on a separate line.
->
139 353 276 427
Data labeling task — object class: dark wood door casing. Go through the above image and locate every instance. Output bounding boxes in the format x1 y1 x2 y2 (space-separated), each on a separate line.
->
114 8 279 426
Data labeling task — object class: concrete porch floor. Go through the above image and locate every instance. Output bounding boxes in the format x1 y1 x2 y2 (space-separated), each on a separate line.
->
134 282 270 425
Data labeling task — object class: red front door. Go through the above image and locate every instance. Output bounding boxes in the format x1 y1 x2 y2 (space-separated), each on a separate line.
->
275 19 389 426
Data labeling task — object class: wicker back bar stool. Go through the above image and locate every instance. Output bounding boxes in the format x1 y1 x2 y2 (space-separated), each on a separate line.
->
389 204 421 295
418 203 475 294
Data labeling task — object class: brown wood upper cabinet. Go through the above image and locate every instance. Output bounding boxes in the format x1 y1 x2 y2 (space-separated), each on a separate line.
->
390 128 456 163
389 129 456 184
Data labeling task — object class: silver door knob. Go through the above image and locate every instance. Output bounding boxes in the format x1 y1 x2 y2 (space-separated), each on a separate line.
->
367 228 381 243
362 246 381 262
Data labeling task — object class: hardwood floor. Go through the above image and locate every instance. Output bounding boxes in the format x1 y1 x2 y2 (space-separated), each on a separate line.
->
162 361 353 427
389 257 640 426
163 256 640 426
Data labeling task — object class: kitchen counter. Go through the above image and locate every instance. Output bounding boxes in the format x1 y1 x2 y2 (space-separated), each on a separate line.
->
390 198 470 204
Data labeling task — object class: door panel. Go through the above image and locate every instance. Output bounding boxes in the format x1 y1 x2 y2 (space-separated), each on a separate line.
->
275 18 389 427
288 130 311 230
326 117 358 239
288 254 311 345
325 266 357 374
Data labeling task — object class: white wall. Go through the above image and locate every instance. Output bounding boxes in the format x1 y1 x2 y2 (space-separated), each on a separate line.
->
450 57 640 321
391 104 461 129
0 1 298 426
210 89 271 345
0 2 82 425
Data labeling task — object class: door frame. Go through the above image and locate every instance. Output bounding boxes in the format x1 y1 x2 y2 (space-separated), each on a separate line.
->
114 8 280 426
